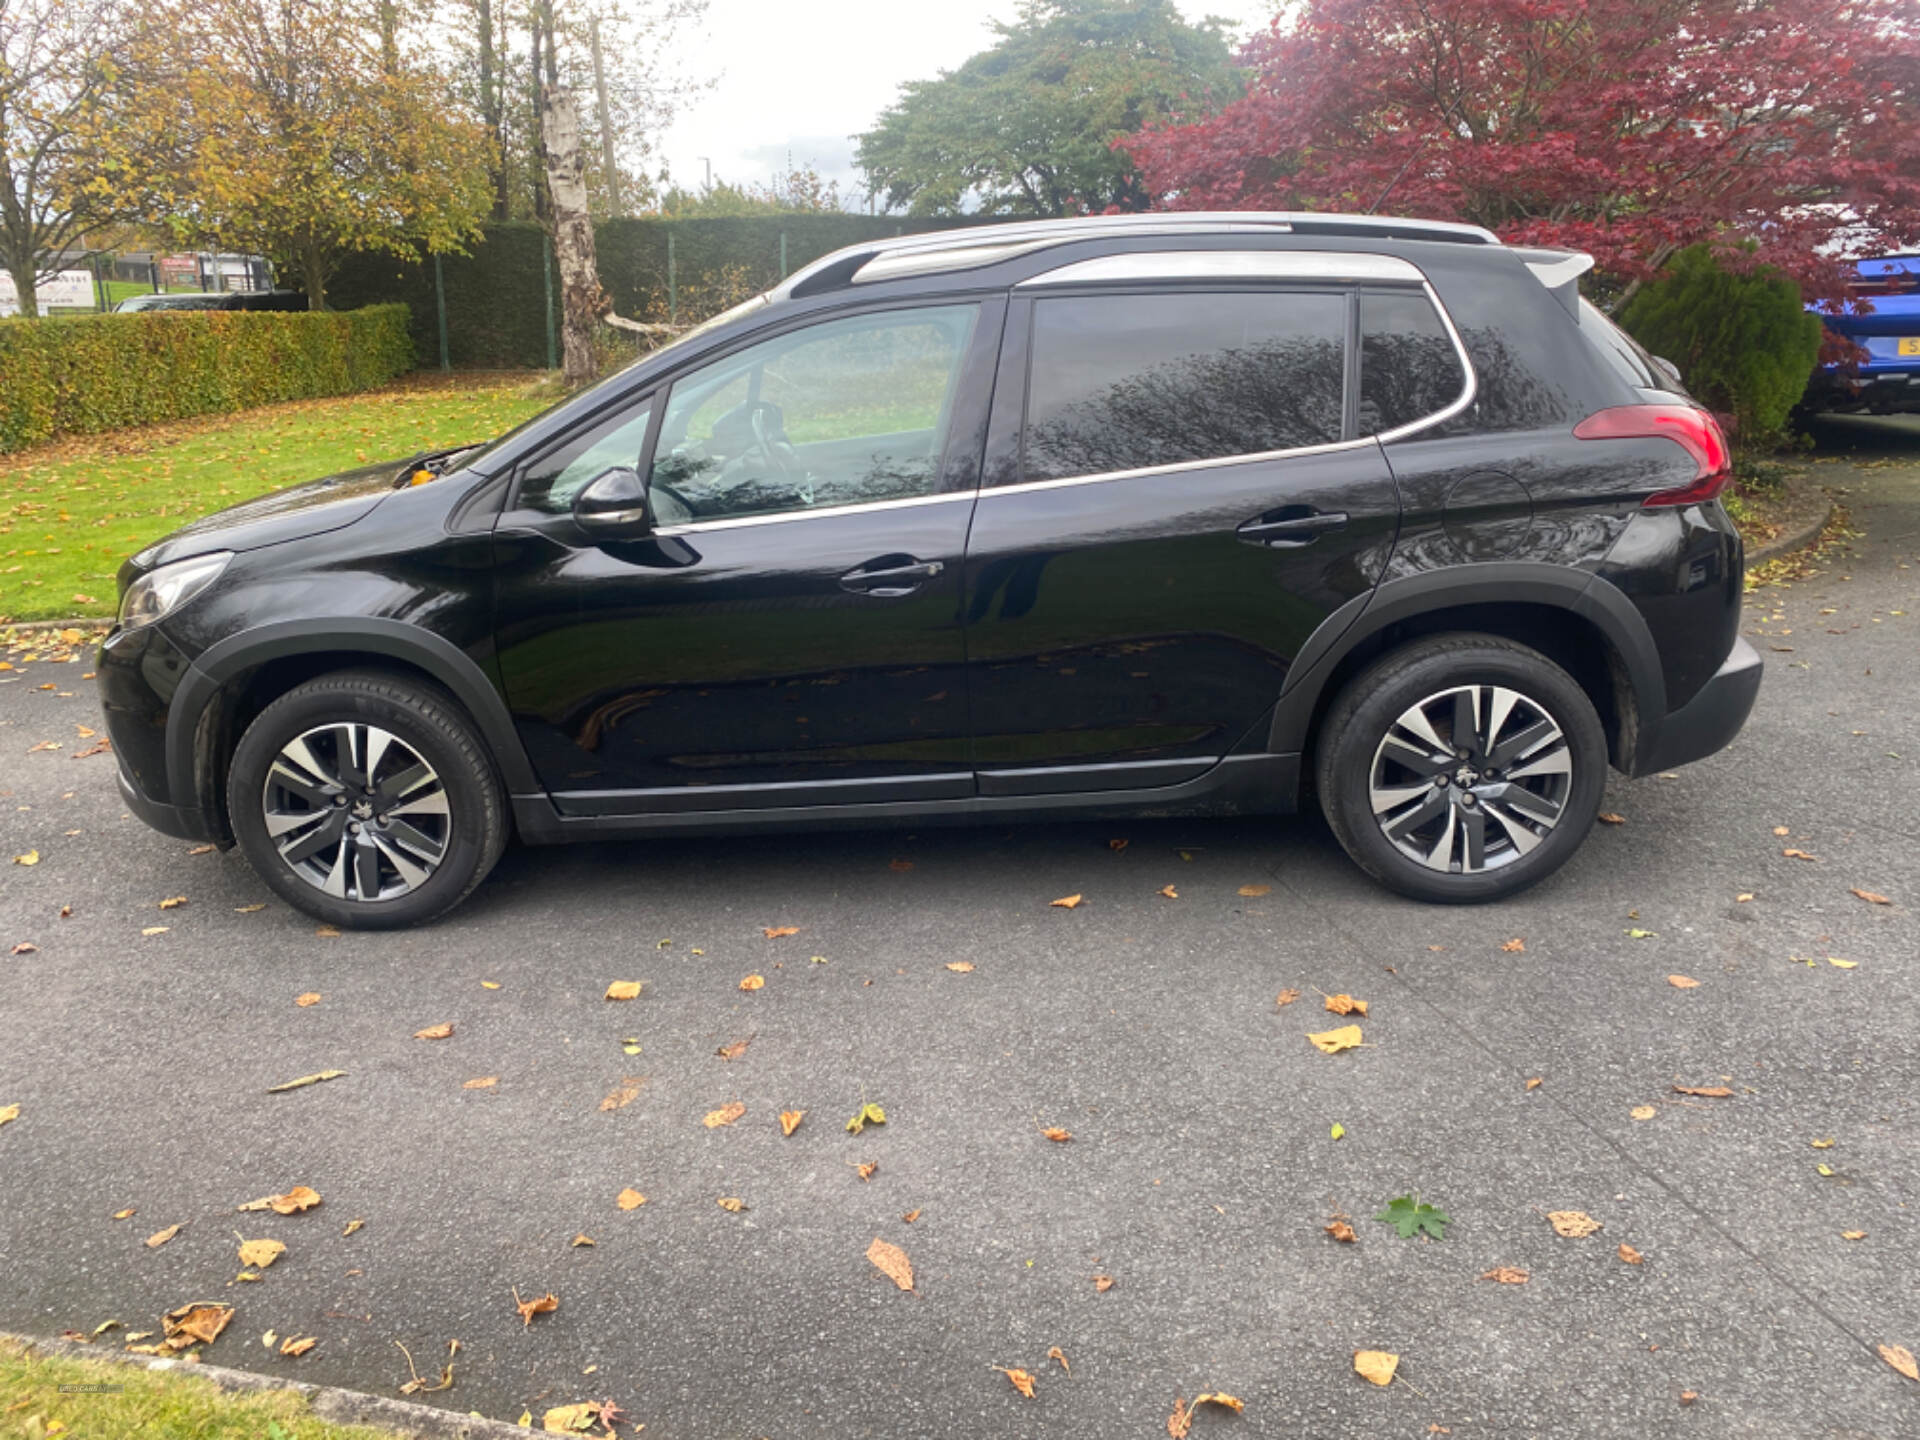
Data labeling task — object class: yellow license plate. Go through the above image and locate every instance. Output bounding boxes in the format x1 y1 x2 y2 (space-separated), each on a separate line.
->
1900 337 1920 356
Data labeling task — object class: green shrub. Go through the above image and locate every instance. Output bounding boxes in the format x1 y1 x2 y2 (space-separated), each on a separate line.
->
1617 245 1823 451
0 304 414 454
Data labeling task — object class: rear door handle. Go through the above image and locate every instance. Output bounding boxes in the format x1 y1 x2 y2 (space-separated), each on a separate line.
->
1236 509 1349 547
839 556 945 597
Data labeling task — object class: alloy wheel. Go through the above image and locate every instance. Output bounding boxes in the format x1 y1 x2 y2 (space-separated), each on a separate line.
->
1367 684 1572 874
262 723 450 901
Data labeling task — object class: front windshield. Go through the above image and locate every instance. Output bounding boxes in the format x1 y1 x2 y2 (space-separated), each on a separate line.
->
461 292 772 473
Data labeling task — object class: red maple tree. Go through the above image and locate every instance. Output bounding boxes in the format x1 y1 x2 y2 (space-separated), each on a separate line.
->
1121 0 1920 305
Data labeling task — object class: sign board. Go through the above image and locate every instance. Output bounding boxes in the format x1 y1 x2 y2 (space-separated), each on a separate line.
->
0 269 96 316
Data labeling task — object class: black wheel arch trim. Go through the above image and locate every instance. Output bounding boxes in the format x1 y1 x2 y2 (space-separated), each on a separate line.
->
1268 562 1669 770
164 618 540 807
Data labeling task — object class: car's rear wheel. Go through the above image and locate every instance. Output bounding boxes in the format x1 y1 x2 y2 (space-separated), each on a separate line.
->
227 670 506 929
1316 634 1607 903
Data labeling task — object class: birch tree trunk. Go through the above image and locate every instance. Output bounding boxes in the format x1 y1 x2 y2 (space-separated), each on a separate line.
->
539 81 603 386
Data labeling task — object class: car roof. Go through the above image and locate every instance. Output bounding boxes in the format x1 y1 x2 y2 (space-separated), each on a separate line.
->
774 211 1503 300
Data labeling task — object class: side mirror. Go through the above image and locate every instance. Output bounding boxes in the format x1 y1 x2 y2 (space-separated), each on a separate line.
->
572 466 650 535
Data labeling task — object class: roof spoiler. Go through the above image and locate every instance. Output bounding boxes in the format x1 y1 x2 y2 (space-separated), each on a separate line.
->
1513 247 1594 317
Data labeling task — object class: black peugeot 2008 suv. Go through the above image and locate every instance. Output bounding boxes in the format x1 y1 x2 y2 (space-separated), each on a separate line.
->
98 212 1761 929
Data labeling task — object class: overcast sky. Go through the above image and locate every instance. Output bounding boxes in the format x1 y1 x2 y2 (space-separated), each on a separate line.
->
656 0 1278 207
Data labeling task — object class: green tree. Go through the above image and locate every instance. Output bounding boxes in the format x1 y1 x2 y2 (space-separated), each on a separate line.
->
1618 246 1825 450
105 0 494 309
657 164 845 217
855 0 1240 218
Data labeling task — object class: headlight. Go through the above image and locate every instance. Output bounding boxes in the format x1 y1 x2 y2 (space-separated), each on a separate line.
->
118 552 232 630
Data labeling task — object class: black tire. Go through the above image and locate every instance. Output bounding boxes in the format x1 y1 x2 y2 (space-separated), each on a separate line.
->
1315 633 1607 903
227 669 507 930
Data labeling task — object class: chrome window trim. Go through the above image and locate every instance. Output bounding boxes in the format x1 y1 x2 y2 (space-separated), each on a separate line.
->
649 488 976 536
1372 279 1478 443
649 278 1477 530
1017 250 1425 288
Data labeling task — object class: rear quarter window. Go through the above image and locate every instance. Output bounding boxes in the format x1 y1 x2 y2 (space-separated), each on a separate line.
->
1358 289 1468 433
1022 290 1347 482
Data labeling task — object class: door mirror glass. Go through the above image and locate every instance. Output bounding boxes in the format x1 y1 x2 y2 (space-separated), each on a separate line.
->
572 466 650 533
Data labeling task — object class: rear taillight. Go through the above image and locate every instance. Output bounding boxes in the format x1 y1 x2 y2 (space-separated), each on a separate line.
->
1573 404 1732 508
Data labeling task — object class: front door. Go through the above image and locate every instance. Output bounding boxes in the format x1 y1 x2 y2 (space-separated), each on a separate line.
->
492 298 1002 814
963 284 1400 793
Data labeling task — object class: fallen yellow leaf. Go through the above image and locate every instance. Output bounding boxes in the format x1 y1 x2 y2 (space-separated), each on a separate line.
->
739 974 765 991
0 1104 18 1129
158 896 187 910
464 1076 498 1089
1324 993 1368 1017
716 1196 747 1212
1307 1024 1364 1054
846 1102 887 1134
1237 884 1271 897
161 1302 232 1349
762 926 798 938
279 1336 316 1357
112 1208 135 1220
1827 957 1858 969
604 981 642 1001
1525 1076 1543 1090
1159 884 1178 899
1850 888 1892 906
1673 1084 1732 1097
238 1186 321 1215
1354 1350 1399 1386
1878 1344 1917 1382
945 961 974 973
341 1219 363 1237
1667 975 1701 989
236 1238 284 1269
1480 1266 1528 1284
571 1234 594 1247
13 851 40 866
854 1160 878 1181
1325 1220 1357 1243
541 1402 596 1433
1192 1393 1244 1415
145 1224 181 1249
1842 1230 1866 1241
1041 1126 1072 1142
715 1037 752 1061
1618 1243 1645 1265
513 1288 558 1327
1548 1210 1603 1237
995 1365 1037 1398
1275 989 1301 1007
412 1022 454 1040
600 1078 644 1111
1598 812 1626 825
902 1209 921 1224
1050 894 1082 909
1631 1105 1657 1121
141 926 168 937
867 1236 913 1291
1094 1274 1116 1291
703 1102 746 1128
1501 937 1525 952
294 992 321 1007
616 1188 646 1211
779 1109 805 1136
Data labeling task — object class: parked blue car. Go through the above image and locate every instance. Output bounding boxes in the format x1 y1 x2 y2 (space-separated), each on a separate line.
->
1803 254 1920 415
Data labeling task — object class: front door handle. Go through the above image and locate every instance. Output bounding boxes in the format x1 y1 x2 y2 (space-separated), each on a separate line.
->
1236 509 1349 547
839 556 945 597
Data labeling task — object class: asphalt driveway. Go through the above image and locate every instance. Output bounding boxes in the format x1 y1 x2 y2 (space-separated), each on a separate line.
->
2 418 1916 1438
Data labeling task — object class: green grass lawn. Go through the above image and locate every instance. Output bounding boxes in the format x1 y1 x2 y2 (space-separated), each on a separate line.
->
0 373 557 623
0 1337 410 1440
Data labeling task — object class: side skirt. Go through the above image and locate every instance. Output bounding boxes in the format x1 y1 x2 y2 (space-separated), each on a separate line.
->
511 752 1300 844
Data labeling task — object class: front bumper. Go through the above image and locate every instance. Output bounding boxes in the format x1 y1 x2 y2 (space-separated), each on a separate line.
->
117 762 216 841
1638 637 1763 774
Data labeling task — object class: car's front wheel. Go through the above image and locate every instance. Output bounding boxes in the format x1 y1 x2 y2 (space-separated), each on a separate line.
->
227 670 507 929
1316 634 1607 903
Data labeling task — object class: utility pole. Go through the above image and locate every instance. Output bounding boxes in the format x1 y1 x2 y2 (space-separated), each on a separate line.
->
590 17 621 217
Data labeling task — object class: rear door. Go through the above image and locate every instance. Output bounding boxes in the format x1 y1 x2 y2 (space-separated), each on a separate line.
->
961 262 1401 794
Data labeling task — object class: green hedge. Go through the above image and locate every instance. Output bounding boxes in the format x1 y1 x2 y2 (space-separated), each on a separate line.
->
1619 246 1824 450
330 216 991 369
0 304 414 455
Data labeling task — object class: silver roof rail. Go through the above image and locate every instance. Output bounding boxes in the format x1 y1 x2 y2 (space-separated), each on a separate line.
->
775 211 1501 299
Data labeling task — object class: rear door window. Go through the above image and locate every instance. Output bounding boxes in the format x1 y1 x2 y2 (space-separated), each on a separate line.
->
1358 289 1469 434
1021 291 1347 482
